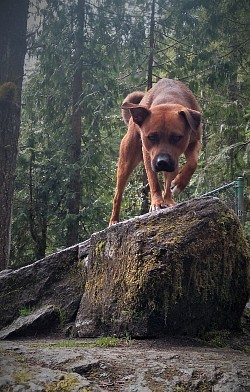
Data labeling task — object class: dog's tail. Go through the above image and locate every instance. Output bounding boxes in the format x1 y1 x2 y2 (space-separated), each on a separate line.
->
121 91 145 125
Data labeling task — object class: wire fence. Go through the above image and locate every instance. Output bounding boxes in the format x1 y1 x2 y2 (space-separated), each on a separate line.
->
198 176 245 224
128 175 246 226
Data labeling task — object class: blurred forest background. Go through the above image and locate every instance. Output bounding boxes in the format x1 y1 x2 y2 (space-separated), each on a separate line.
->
3 0 250 267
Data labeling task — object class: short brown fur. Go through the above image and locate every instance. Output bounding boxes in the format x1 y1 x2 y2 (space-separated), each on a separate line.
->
110 78 202 225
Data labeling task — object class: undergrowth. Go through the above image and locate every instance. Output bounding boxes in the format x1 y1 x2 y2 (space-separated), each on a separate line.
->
37 335 133 349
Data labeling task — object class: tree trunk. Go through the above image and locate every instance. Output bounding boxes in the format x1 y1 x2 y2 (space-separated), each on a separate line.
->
147 0 156 91
66 0 85 246
0 0 29 270
141 0 156 215
28 150 47 260
0 101 21 270
228 74 239 178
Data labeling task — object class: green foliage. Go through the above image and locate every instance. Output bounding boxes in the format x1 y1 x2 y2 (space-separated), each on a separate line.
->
94 336 120 347
200 329 231 348
11 0 250 266
19 306 34 317
45 336 120 348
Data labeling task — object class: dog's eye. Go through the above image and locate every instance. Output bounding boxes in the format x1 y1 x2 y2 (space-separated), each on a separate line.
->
170 135 183 144
147 133 159 143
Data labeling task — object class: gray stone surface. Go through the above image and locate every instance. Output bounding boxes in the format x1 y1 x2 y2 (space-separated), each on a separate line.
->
0 244 87 331
0 305 60 339
0 338 249 391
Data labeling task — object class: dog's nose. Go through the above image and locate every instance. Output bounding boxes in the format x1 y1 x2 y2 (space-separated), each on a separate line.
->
153 154 176 172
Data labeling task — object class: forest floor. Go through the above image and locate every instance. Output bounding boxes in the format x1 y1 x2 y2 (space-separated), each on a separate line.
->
0 326 249 392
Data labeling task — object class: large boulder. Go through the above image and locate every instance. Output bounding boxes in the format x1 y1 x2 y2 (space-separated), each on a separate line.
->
0 242 90 331
76 198 250 338
0 305 60 339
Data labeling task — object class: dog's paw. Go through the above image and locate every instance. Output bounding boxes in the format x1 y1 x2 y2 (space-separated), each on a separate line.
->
162 198 176 207
150 202 168 211
150 199 176 211
171 184 181 196
109 219 119 226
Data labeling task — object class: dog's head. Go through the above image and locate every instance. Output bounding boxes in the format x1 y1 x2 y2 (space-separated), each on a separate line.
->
122 102 201 173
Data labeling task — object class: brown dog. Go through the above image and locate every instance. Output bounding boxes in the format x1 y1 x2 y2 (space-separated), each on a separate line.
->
109 78 201 225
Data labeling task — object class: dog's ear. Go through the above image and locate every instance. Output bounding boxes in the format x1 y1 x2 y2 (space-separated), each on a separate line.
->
121 102 151 126
179 109 201 131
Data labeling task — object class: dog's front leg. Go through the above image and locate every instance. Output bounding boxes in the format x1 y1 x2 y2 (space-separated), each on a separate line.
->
142 147 166 211
163 169 178 206
109 130 143 225
171 140 200 196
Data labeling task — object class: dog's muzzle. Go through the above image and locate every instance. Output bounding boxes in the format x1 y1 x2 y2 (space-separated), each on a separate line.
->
152 153 176 172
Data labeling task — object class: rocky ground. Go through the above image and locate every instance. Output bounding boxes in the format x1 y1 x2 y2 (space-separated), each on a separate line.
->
0 333 249 392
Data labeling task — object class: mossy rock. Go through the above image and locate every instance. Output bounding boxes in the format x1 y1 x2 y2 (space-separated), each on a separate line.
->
76 198 250 338
0 244 86 331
